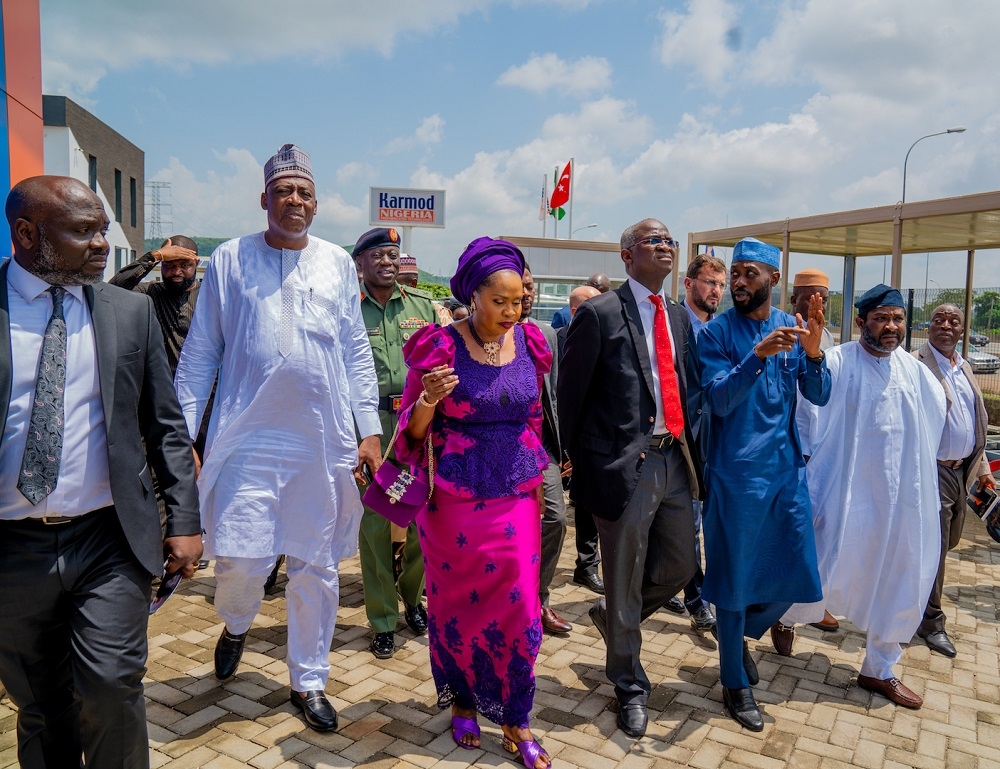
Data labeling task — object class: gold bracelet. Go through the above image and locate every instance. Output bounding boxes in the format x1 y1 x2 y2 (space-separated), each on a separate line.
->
419 391 439 408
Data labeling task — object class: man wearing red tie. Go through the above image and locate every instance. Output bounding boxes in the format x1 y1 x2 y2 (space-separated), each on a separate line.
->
558 218 704 738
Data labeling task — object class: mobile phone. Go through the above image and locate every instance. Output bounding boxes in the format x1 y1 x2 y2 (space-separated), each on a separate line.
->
361 464 373 485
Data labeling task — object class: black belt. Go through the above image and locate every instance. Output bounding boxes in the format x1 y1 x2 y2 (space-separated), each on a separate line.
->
378 394 404 413
649 433 675 449
2 505 113 527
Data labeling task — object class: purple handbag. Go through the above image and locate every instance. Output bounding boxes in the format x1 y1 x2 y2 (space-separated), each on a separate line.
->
362 423 434 527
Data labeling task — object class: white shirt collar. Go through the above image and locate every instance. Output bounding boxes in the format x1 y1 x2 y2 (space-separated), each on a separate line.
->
628 276 663 305
928 342 960 371
7 257 86 305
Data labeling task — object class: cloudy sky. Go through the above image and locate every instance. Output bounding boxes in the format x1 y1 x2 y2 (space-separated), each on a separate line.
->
40 0 1000 288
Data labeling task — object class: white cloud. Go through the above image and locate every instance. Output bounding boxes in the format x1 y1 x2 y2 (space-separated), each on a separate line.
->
41 0 531 98
658 0 741 85
749 0 1000 113
497 53 612 96
383 115 445 155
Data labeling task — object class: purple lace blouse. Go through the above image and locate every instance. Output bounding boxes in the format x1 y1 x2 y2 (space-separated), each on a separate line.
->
396 322 552 499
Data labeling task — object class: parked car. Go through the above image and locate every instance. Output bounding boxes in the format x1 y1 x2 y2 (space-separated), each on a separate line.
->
958 341 1000 374
969 331 990 347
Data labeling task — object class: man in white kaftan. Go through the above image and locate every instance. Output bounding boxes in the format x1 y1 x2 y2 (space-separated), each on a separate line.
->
788 285 945 710
174 145 381 732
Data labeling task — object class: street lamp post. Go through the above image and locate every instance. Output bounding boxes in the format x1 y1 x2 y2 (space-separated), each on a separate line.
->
571 223 598 239
902 126 966 291
902 126 966 204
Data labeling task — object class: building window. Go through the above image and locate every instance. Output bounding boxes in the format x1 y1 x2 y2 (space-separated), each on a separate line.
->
130 249 136 263
115 247 127 272
88 155 97 191
114 170 122 223
129 178 137 228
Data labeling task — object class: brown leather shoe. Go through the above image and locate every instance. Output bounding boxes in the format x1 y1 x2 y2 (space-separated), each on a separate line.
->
541 606 573 634
770 622 795 657
809 610 839 632
856 675 923 709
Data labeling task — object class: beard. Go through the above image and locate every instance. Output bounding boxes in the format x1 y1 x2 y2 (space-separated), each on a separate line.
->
31 232 102 286
861 321 901 353
732 283 770 315
164 275 196 294
691 291 719 315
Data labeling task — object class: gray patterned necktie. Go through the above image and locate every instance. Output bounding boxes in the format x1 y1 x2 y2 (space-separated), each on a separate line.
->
18 286 68 505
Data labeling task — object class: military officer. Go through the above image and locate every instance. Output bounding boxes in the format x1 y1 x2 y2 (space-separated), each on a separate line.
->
353 227 439 659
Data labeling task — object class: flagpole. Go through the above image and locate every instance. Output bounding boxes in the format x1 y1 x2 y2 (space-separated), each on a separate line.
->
567 157 575 239
542 174 548 238
553 165 559 239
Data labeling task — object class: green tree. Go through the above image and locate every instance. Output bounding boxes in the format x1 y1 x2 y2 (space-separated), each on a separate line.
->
417 281 451 300
974 291 1000 331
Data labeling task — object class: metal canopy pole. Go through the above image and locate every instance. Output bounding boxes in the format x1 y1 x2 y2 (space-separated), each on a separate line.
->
779 225 790 310
841 254 856 344
964 249 976 351
891 204 903 288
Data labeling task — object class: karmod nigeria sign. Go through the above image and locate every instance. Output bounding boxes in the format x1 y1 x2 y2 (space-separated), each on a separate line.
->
369 187 446 229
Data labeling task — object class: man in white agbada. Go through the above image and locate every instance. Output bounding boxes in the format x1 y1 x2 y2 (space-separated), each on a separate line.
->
174 144 381 732
787 284 945 710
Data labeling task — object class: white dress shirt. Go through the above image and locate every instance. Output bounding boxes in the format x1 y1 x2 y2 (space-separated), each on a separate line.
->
930 344 977 462
628 277 679 436
0 258 112 519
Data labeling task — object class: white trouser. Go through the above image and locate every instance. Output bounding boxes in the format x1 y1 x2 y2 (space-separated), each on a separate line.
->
214 555 340 692
860 633 903 680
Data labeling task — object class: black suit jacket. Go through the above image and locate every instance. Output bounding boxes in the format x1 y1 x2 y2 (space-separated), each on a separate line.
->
534 321 562 460
0 259 200 575
558 281 705 521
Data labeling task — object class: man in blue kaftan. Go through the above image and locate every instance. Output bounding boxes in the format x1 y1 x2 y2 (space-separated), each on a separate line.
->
697 238 831 731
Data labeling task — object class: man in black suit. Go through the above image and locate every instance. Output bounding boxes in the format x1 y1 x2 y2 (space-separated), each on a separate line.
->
0 176 201 769
559 218 702 738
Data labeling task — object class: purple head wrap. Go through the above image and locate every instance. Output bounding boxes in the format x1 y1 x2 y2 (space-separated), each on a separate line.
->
449 237 526 305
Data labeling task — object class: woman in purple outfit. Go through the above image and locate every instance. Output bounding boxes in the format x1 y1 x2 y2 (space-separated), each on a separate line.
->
395 237 553 769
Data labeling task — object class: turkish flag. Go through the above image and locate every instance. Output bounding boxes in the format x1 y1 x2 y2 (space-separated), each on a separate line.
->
548 161 572 210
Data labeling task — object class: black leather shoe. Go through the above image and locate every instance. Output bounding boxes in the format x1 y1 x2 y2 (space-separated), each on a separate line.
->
370 631 395 659
589 600 608 643
291 690 338 732
404 602 428 635
264 554 285 593
664 597 686 615
743 640 759 686
573 571 606 595
690 605 717 634
918 628 957 658
214 629 247 680
723 687 764 731
617 702 648 738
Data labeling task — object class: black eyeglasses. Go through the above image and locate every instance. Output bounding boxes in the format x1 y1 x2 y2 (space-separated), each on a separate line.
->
629 236 679 249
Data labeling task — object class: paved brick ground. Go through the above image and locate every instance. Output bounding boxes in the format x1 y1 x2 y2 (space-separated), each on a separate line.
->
3 508 1000 769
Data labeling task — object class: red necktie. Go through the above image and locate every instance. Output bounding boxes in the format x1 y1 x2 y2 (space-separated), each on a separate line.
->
649 295 684 438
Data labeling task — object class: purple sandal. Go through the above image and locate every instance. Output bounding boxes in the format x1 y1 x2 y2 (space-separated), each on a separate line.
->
502 734 552 768
452 715 480 750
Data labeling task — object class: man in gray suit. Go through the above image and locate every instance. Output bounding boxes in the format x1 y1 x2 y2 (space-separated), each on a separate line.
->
0 176 201 769
914 303 994 658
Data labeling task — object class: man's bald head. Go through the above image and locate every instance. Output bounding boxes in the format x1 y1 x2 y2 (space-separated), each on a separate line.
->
7 175 110 285
586 273 611 293
569 285 600 316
